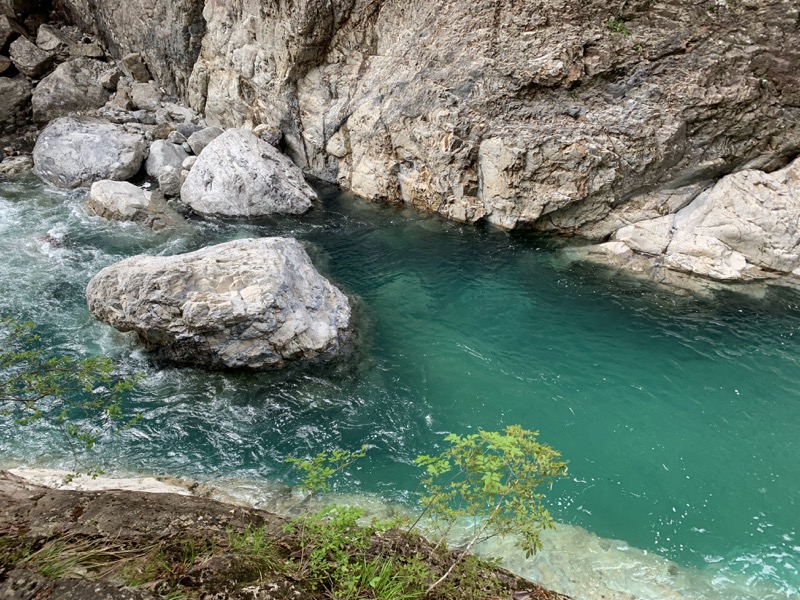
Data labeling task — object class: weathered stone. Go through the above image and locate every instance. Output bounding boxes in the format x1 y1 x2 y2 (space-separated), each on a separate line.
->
129 81 161 111
33 116 145 188
181 129 316 217
118 51 150 82
574 157 800 285
99 67 120 90
0 54 10 73
9 35 50 77
145 139 188 197
32 58 112 122
186 125 222 156
53 0 205 98
0 154 32 175
167 130 186 145
71 41 103 58
151 122 173 140
0 76 30 129
174 123 203 139
184 0 800 239
0 14 25 53
35 23 71 55
86 237 352 369
181 155 196 170
87 179 184 230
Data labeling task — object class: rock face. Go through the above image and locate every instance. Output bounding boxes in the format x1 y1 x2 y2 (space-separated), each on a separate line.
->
86 238 352 369
0 76 31 130
33 116 145 188
573 157 800 284
183 0 800 237
181 129 316 217
32 58 113 122
86 180 184 230
53 0 205 97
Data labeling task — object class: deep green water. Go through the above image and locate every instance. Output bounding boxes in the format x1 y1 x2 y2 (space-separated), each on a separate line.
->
0 175 798 598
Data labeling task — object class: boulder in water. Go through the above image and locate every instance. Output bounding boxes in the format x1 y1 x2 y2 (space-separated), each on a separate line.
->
181 129 316 217
86 180 184 230
86 237 351 369
33 116 145 188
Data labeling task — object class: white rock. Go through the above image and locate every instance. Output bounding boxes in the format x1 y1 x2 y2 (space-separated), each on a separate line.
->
181 129 316 217
33 116 146 188
86 237 351 370
86 180 183 230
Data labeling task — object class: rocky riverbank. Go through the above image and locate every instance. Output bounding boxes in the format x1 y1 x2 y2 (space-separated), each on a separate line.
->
2 1 800 292
0 470 568 600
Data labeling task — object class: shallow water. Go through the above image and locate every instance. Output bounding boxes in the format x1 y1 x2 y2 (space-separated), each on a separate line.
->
0 175 798 599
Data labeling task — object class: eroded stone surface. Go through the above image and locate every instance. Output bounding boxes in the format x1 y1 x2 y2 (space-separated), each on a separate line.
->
86 237 351 369
87 180 184 230
32 57 113 122
181 129 316 217
33 116 145 188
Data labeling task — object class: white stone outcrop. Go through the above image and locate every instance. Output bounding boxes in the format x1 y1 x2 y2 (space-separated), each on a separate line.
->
33 116 145 188
571 157 800 285
180 129 316 217
86 238 351 369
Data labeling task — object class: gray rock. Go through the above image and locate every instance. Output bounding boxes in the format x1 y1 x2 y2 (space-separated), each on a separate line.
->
53 0 204 98
157 164 181 196
85 237 352 370
181 155 196 170
86 179 183 230
9 35 50 77
0 14 25 53
129 81 161 111
0 154 33 175
184 0 800 240
0 54 10 73
35 23 71 55
32 58 112 122
0 76 31 129
145 139 188 194
573 157 800 285
33 116 145 188
167 130 186 145
174 123 203 138
186 125 222 156
181 129 316 217
71 41 104 58
119 52 150 83
99 68 120 91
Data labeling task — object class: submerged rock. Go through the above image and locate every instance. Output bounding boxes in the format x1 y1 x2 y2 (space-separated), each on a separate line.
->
32 57 113 122
33 116 145 188
86 238 351 369
181 129 316 217
86 180 184 230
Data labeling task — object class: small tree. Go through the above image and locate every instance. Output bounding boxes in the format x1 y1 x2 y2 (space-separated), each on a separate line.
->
0 317 140 473
413 425 567 593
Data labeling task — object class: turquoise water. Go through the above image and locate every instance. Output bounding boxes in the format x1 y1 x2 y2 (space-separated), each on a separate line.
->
0 175 799 598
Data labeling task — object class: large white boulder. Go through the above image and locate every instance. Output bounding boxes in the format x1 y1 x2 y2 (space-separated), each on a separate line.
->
33 116 145 188
86 238 351 369
180 129 316 217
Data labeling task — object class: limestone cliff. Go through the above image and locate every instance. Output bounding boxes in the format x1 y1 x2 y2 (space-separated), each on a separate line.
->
32 1 800 241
